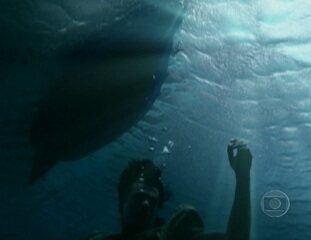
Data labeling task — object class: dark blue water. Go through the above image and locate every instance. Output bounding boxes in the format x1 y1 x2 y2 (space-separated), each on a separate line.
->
1 0 311 240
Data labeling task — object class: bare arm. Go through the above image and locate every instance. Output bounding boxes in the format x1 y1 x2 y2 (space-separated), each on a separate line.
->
226 140 252 240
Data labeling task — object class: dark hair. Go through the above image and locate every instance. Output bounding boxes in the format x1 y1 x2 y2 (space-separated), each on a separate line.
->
118 159 168 212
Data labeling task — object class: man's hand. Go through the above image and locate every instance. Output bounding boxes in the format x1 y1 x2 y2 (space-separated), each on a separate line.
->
227 139 252 178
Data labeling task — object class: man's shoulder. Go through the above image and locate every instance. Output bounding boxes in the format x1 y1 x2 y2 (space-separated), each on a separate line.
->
80 232 121 240
203 233 227 240
167 205 226 240
168 204 204 229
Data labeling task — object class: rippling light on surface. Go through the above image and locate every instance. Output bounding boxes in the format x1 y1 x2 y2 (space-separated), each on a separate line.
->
173 1 311 239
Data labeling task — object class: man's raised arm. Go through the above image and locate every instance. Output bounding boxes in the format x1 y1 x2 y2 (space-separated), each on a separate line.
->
226 139 252 240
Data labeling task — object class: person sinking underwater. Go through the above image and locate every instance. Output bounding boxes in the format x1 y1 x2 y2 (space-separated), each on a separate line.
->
82 139 252 240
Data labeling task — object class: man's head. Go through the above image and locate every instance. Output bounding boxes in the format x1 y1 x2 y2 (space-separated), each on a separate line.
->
118 159 168 232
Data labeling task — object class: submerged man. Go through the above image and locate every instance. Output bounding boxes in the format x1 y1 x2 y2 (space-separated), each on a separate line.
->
84 139 252 240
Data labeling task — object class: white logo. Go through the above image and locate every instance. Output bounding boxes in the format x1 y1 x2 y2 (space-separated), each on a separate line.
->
261 190 290 217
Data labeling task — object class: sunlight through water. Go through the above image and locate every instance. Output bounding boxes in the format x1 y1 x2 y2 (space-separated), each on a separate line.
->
164 0 311 239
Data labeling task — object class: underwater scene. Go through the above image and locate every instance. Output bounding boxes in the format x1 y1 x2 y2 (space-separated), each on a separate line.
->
1 0 311 239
